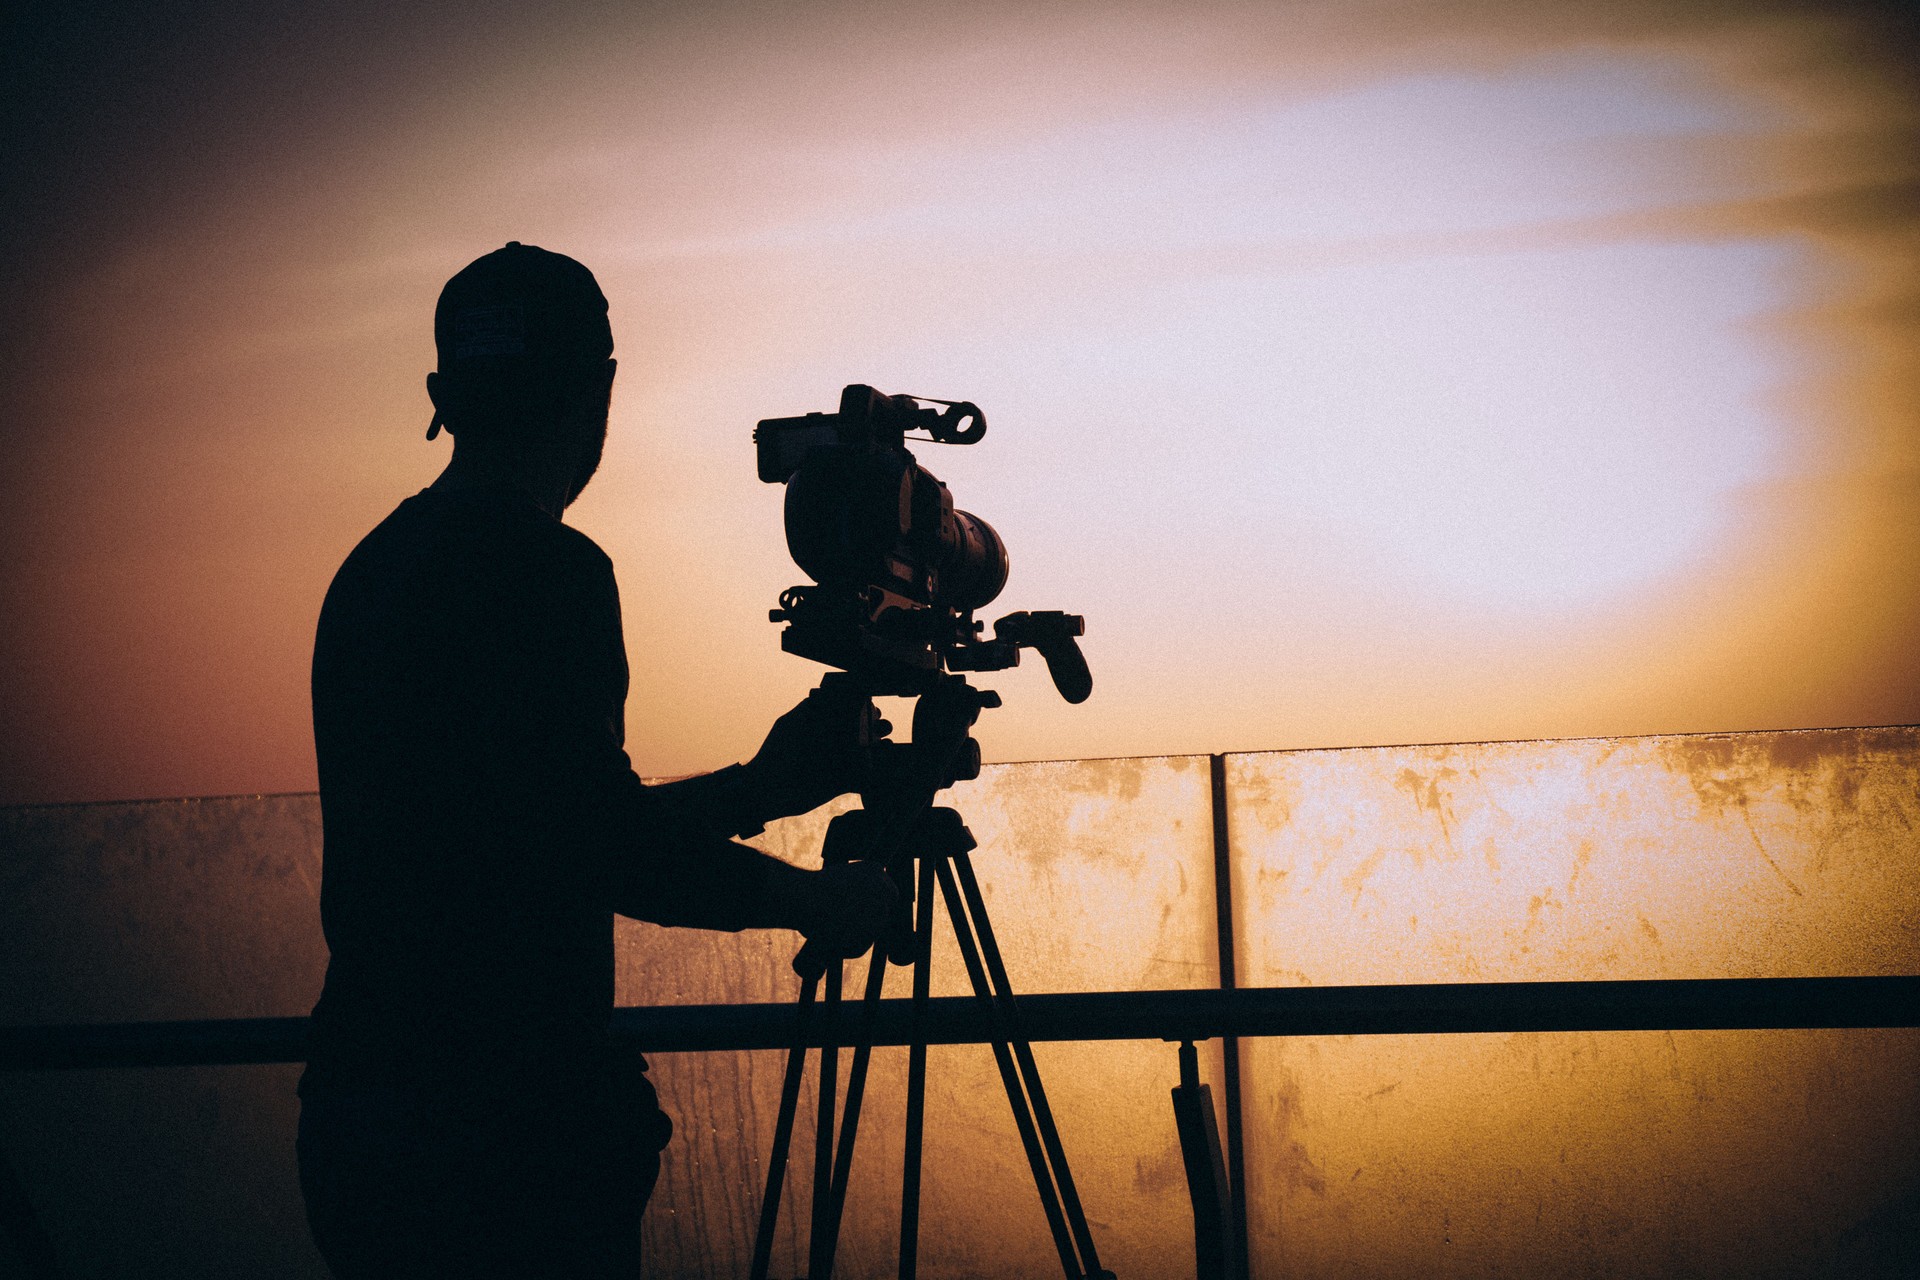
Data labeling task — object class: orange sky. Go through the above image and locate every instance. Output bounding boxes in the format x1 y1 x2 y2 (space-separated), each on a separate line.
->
2 0 1916 805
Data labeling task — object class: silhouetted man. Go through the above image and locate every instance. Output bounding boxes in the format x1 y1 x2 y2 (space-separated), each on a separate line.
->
298 242 894 1279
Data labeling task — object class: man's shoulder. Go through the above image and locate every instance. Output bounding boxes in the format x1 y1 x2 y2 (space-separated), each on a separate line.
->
353 486 612 578
320 489 618 643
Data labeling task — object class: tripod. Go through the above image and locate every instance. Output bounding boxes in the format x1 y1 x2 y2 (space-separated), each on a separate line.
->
747 673 1114 1280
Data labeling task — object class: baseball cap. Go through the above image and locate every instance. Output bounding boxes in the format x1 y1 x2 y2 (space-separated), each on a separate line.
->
428 242 614 440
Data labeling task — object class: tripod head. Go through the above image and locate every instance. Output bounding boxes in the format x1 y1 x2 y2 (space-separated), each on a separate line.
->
860 672 998 801
791 670 1000 979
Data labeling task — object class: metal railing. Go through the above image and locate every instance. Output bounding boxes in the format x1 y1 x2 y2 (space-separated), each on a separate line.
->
3 974 1916 1280
4 975 1916 1069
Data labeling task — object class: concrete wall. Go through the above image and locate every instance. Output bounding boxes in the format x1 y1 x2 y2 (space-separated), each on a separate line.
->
1225 728 1920 1278
2 728 1916 1277
1 794 325 1278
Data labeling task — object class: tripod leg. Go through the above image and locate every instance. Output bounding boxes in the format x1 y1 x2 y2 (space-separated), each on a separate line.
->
750 972 819 1280
899 855 936 1280
932 858 1083 1279
809 959 843 1280
953 849 1110 1279
818 948 891 1278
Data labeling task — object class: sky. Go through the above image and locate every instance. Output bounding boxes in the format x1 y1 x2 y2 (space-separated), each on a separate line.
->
2 0 1917 805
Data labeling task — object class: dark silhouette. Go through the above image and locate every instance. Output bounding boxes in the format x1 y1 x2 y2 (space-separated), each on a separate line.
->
297 243 894 1278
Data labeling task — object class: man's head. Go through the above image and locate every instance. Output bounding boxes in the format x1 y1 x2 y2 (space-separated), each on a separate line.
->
426 242 617 506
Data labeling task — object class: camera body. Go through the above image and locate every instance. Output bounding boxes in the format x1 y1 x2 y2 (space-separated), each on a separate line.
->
757 385 1088 701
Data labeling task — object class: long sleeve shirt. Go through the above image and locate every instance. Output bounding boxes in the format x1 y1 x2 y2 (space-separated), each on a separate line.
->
304 484 778 1099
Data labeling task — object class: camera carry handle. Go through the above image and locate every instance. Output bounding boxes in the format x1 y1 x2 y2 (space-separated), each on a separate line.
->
748 672 1114 1280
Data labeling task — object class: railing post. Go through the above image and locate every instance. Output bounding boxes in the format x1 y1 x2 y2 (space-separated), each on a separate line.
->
1171 1038 1232 1280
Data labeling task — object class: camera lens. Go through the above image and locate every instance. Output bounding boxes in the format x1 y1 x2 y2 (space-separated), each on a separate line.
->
782 445 1008 613
938 510 1008 611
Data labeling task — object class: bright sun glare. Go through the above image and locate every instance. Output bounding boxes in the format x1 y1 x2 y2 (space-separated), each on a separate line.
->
677 53 1802 614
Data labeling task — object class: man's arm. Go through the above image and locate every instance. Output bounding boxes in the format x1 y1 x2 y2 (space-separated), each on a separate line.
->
594 774 895 952
648 765 776 839
648 681 875 837
445 527 888 942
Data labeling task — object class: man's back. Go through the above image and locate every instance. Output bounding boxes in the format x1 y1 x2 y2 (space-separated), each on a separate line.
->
308 483 633 1098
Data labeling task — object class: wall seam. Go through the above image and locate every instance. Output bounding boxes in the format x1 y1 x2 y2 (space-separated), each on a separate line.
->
1209 753 1251 1280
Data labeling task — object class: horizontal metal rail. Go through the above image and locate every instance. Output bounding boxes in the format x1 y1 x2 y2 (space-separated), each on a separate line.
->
2 976 1915 1071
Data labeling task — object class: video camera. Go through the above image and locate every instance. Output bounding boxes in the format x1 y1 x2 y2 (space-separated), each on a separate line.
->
756 384 1090 702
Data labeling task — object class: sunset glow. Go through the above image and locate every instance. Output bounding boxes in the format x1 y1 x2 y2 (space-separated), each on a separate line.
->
5 10 1917 1278
3 1 1915 804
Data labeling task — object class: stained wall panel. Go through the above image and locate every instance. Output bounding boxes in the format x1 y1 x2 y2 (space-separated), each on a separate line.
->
1 794 329 1279
1237 1027 1919 1280
623 754 1222 1277
1227 727 1920 987
1226 727 1920 1279
0 793 327 1024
